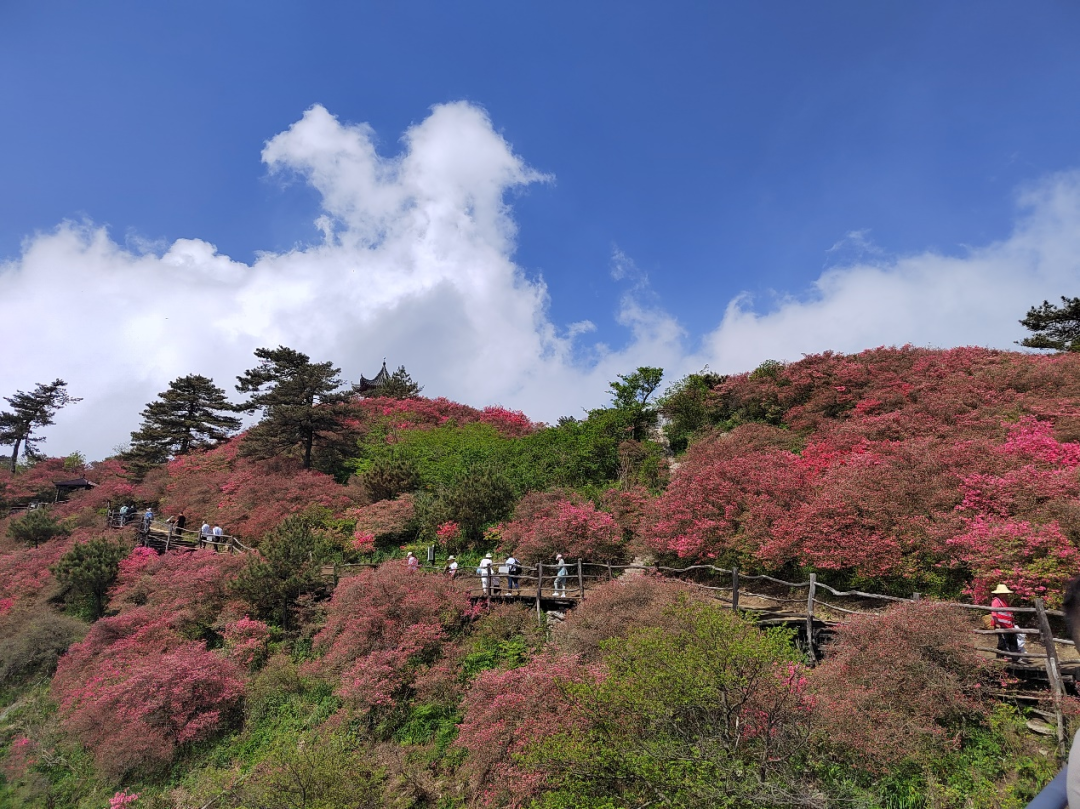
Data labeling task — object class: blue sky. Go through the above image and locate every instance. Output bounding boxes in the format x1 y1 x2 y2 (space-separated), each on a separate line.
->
3 2 1080 459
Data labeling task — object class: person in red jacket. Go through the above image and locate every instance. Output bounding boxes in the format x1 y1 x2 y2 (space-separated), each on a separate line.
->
990 583 1022 660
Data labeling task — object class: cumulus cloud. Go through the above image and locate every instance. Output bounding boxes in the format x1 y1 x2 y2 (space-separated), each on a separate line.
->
1 101 1079 461
693 173 1080 373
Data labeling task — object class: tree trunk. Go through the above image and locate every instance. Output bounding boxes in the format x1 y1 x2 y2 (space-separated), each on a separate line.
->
8 436 22 473
303 431 314 469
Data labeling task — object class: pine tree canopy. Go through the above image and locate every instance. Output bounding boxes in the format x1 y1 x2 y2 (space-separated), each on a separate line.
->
1019 296 1080 352
0 379 81 472
236 346 350 469
126 375 241 473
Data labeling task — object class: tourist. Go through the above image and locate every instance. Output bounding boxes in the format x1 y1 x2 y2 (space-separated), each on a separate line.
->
142 507 154 532
118 503 129 526
479 553 494 596
200 521 211 547
445 555 458 579
407 551 419 571
176 512 186 533
554 553 568 597
990 584 1023 662
506 553 520 593
212 524 224 544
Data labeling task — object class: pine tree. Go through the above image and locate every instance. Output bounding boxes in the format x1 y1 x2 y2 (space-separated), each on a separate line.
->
0 379 81 472
51 536 127 620
125 375 241 475
1019 296 1080 352
236 346 349 469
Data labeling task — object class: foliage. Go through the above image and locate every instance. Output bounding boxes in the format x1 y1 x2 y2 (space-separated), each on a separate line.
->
531 599 815 809
1019 295 1080 352
455 654 593 808
349 494 417 547
424 464 517 544
659 368 727 452
6 507 69 547
139 438 361 541
219 727 384 809
307 562 471 723
372 364 424 399
236 345 352 470
554 577 700 662
605 365 664 440
809 601 997 773
50 535 128 619
221 615 272 670
125 374 241 478
358 454 420 501
0 605 87 684
52 621 245 779
230 515 325 629
498 491 625 562
0 378 81 472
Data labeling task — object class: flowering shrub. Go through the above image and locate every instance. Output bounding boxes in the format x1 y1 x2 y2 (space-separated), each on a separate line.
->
222 615 272 670
351 530 376 553
349 494 416 545
809 601 995 772
51 613 245 778
435 520 461 546
500 493 625 562
455 654 592 808
138 440 361 541
308 563 471 714
109 791 140 808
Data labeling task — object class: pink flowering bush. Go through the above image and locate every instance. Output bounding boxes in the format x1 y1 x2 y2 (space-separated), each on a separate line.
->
455 654 593 808
222 615 272 670
51 612 245 778
307 563 471 715
809 601 995 772
109 790 140 809
349 494 416 546
435 520 461 546
500 493 625 562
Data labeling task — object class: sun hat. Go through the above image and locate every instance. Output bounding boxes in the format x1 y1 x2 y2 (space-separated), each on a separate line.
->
992 584 1013 595
448 555 455 560
485 553 492 559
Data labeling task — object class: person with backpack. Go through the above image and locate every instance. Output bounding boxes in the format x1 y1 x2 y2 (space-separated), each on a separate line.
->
506 554 521 593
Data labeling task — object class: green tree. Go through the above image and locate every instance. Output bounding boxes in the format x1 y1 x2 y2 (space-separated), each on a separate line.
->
6 508 69 547
0 379 81 472
376 365 424 399
236 346 350 470
51 536 127 620
1019 296 1080 352
125 374 242 477
529 600 815 809
659 369 727 453
230 516 323 629
605 366 664 440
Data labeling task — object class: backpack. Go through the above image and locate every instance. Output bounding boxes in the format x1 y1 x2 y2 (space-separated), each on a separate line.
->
510 562 521 576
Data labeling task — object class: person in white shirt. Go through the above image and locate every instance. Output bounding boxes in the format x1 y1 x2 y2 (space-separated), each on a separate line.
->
505 555 520 593
478 553 494 596
445 555 459 579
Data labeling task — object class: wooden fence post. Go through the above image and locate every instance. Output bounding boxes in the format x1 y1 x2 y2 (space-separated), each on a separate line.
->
1035 597 1067 757
731 567 740 612
806 573 817 661
607 561 613 581
577 559 585 600
912 592 921 602
536 563 544 622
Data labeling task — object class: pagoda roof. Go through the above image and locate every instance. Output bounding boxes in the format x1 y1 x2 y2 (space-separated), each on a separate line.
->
356 361 391 393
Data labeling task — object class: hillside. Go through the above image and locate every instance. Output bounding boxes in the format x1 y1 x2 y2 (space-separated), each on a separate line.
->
2 346 1077 808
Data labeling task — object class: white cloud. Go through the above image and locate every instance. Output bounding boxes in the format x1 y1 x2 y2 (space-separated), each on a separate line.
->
1 102 1079 461
693 172 1080 374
